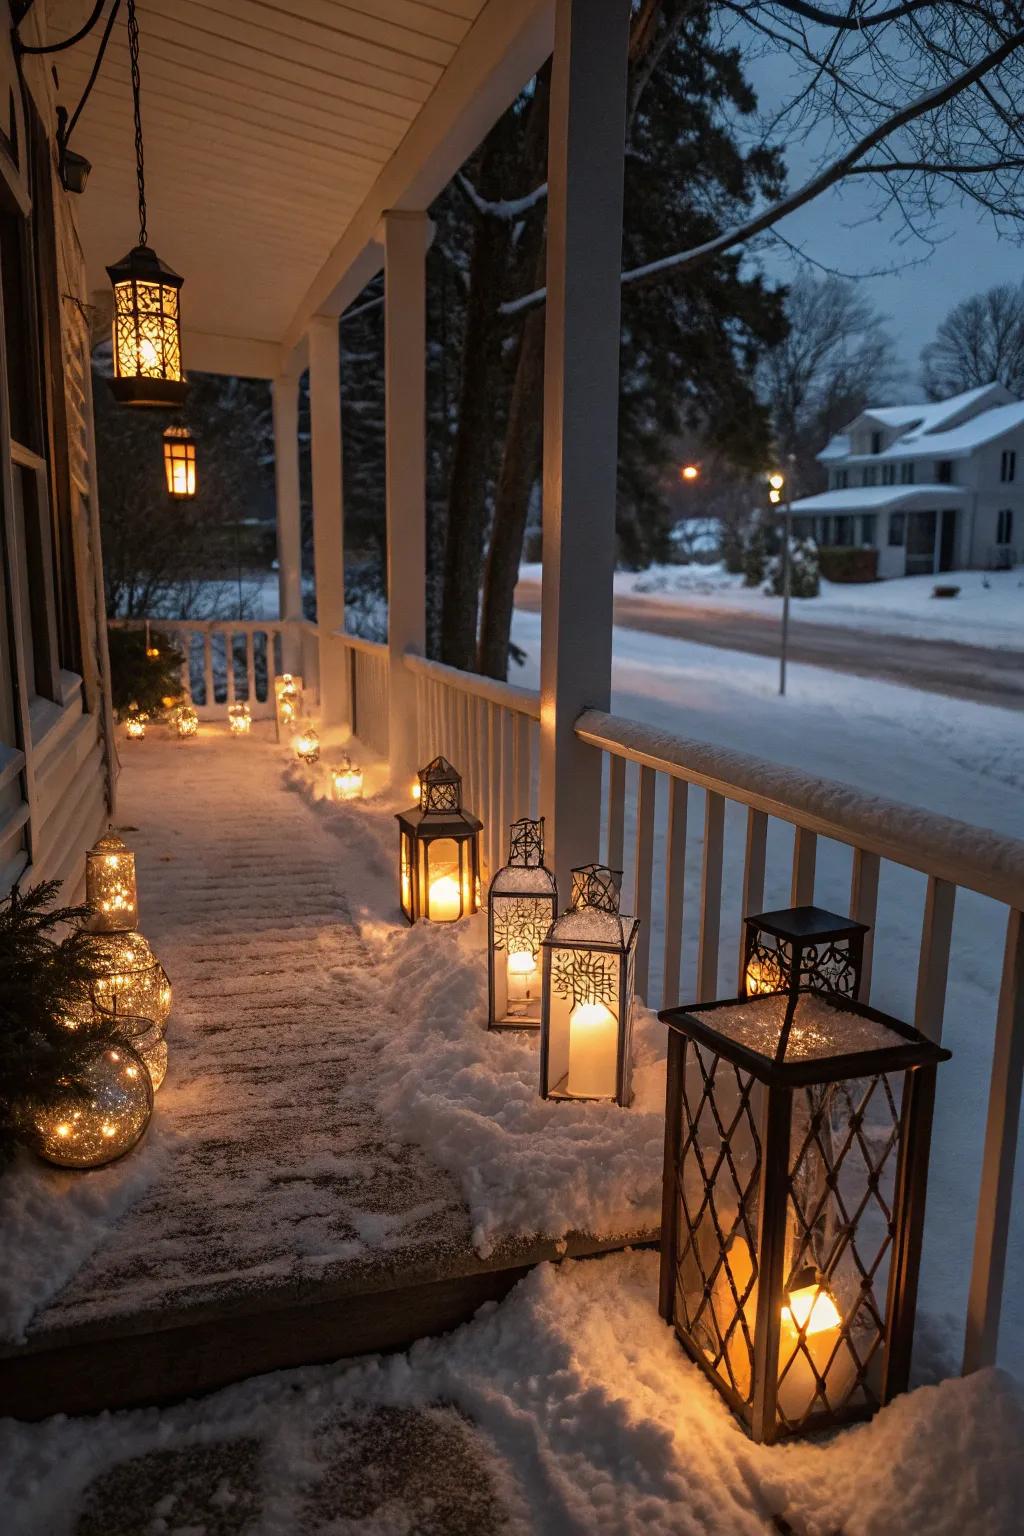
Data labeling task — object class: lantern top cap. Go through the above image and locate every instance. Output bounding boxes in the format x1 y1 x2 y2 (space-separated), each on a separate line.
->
747 904 870 943
506 817 546 868
660 989 949 1086
417 755 463 814
163 424 193 441
571 864 622 914
91 831 130 855
106 243 184 287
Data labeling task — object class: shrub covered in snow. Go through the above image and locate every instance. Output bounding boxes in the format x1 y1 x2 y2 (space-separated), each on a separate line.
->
766 535 821 598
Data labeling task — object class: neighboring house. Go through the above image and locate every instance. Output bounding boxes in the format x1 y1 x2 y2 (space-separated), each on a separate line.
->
790 382 1023 577
0 22 114 893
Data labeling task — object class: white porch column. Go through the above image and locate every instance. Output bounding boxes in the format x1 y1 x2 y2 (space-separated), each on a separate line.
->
272 369 303 673
383 211 431 786
307 314 347 727
539 0 630 900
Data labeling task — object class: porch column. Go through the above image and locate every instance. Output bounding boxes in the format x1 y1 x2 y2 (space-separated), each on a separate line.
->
272 368 303 673
539 0 630 899
307 314 346 727
383 211 431 786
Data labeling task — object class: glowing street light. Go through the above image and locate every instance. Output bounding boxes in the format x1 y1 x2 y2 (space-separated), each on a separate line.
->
680 463 700 483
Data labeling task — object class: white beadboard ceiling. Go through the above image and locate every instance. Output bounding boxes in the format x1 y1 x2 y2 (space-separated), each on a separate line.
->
47 0 537 356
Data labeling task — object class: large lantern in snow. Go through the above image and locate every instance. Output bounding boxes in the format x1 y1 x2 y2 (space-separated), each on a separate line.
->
85 831 138 933
540 865 638 1103
163 425 196 497
658 981 949 1443
744 905 867 1001
487 818 557 1030
396 758 482 923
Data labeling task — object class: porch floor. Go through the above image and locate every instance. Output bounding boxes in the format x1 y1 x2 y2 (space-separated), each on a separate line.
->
1 726 641 1419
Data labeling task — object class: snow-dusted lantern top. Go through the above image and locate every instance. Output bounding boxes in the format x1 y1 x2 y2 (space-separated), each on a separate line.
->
274 674 302 742
85 832 138 933
540 865 638 1104
657 984 949 1443
744 905 867 1001
487 819 558 1031
396 758 482 924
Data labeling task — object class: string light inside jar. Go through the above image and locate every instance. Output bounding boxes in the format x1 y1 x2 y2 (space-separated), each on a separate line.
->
85 833 138 932
174 705 199 738
125 712 147 740
28 1044 153 1168
332 757 363 800
228 702 252 735
295 726 320 765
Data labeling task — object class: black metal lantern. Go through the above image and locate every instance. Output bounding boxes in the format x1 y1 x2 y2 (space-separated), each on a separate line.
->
540 865 639 1104
162 425 196 497
487 818 557 1031
106 1 187 408
658 986 950 1442
396 758 482 923
743 905 867 1001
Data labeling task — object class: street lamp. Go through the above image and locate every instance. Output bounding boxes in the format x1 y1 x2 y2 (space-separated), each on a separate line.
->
680 463 700 483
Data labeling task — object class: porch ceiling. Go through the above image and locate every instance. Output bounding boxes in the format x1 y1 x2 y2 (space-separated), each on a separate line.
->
49 0 551 368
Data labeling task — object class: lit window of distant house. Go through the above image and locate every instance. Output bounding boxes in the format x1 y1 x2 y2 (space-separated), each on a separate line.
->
889 512 906 546
997 508 1014 544
1001 449 1016 482
937 460 953 484
870 430 883 454
900 462 916 485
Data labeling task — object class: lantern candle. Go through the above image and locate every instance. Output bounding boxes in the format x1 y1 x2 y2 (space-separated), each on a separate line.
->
566 1000 618 1098
228 702 252 735
506 950 538 1012
487 819 557 1031
428 875 462 923
777 1275 855 1420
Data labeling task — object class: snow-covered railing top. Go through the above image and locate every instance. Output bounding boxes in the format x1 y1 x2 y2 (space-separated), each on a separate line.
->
335 632 386 658
404 650 541 720
576 708 1024 910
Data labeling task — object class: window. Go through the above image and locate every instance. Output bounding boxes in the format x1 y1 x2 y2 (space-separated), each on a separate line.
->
819 516 832 544
882 464 896 486
889 512 906 546
835 468 849 489
833 515 853 546
860 514 877 545
997 509 1014 545
870 430 883 454
900 462 916 485
1001 450 1016 483
862 466 877 487
937 460 953 484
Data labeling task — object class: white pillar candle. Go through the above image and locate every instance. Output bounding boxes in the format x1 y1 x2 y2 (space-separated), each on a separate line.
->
506 950 537 1012
777 1283 855 1420
428 875 461 922
567 1000 618 1098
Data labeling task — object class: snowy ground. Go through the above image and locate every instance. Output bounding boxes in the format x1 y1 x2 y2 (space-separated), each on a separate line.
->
4 1250 1021 1536
518 562 1024 647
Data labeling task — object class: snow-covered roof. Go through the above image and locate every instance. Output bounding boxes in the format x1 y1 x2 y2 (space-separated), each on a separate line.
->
790 485 965 514
817 383 1021 464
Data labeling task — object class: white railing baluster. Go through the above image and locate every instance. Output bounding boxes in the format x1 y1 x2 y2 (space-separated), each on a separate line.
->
632 765 656 1002
203 630 214 709
850 848 880 1000
246 632 257 705
698 790 725 1002
177 627 192 703
474 696 486 838
499 708 514 855
662 777 688 1009
607 754 626 871
225 630 236 706
914 875 956 1042
964 909 1024 1373
791 826 817 905
738 808 768 991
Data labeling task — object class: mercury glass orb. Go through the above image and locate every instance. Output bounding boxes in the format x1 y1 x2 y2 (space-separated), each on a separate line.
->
87 931 172 1032
28 1045 153 1168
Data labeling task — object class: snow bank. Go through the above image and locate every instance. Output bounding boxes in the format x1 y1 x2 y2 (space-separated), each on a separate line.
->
4 1251 1021 1536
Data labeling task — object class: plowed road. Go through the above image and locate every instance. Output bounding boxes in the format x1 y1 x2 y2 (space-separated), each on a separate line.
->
513 579 1024 711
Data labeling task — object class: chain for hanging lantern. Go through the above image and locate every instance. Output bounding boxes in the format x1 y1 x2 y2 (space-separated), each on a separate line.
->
106 0 188 408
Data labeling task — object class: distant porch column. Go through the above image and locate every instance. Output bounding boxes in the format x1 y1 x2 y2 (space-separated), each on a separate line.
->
272 368 303 673
383 211 432 786
539 0 630 898
307 314 347 727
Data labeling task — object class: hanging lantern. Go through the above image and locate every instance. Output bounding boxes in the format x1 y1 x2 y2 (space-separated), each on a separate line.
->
744 906 867 1000
396 757 482 923
163 425 196 497
331 757 363 801
26 1044 153 1168
487 818 557 1031
84 931 172 1033
295 725 320 765
658 962 950 1441
274 674 302 742
174 704 199 738
106 1 187 408
540 865 638 1103
125 711 147 740
228 702 252 735
85 832 138 932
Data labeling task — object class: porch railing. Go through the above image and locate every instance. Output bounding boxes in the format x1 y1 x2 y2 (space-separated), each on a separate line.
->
337 633 389 760
110 618 320 719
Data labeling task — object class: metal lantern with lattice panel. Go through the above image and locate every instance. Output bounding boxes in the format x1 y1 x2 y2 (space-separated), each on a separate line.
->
85 832 138 933
163 425 196 497
657 987 949 1442
107 245 187 408
540 865 639 1103
396 758 482 923
743 906 867 1002
487 819 558 1031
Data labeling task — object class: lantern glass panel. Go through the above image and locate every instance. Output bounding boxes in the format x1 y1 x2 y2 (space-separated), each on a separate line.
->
488 819 558 1030
400 830 414 920
660 989 950 1441
163 428 196 497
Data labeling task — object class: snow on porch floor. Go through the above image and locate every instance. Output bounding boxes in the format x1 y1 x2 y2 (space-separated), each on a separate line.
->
4 1251 1022 1536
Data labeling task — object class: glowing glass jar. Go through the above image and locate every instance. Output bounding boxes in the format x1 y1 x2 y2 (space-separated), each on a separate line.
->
332 759 363 800
274 674 303 742
487 818 557 1031
395 757 482 924
174 705 199 738
86 931 172 1033
228 702 252 735
658 985 950 1441
28 1044 153 1168
85 832 138 932
540 865 638 1103
125 712 147 740
295 726 320 765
